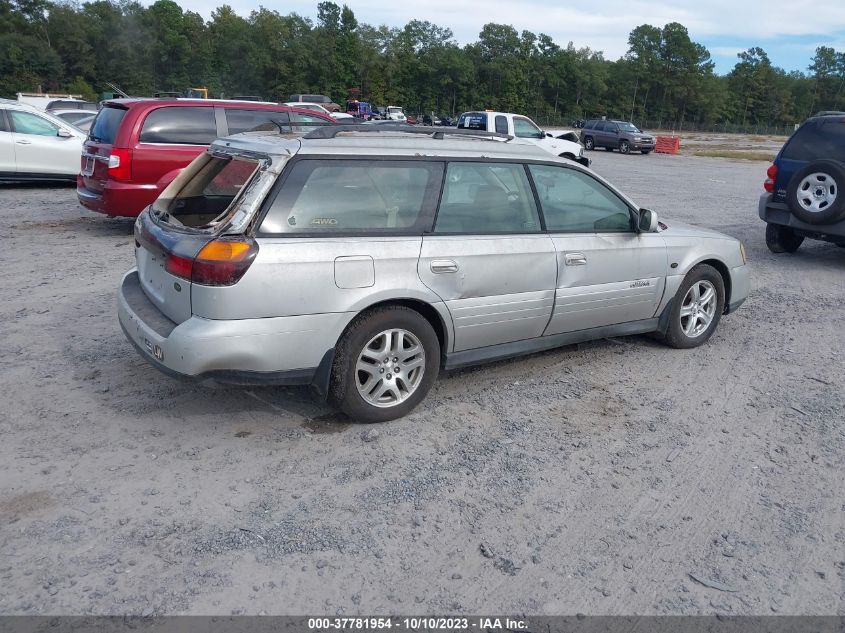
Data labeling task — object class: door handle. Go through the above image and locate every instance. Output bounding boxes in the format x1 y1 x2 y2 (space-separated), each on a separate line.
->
15 139 32 145
565 252 587 266
430 259 458 274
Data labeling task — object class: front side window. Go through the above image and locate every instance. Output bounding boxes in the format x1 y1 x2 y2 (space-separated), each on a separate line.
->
289 112 331 134
10 111 59 136
261 160 443 234
435 162 540 234
529 164 632 232
513 117 543 139
139 107 216 144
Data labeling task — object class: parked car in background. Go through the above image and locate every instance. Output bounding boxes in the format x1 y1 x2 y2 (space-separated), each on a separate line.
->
52 109 99 127
759 112 845 252
16 92 90 111
385 106 406 121
283 102 354 120
422 114 442 126
46 100 97 113
117 124 748 423
288 94 341 112
580 119 655 154
0 98 86 182
77 99 336 217
72 115 96 133
458 110 589 167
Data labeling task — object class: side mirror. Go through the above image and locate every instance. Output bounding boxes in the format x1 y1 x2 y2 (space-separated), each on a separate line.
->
639 208 659 232
57 129 73 138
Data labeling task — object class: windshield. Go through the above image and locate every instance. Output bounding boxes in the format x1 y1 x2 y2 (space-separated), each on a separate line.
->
617 122 642 133
388 107 402 113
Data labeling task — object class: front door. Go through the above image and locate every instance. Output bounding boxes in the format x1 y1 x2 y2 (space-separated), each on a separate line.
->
527 164 667 335
8 110 81 176
418 161 558 352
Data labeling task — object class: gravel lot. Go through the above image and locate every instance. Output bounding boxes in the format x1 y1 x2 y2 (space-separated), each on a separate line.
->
1 151 843 616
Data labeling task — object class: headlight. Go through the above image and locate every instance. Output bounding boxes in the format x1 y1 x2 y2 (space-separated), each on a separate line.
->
579 147 584 157
740 242 747 264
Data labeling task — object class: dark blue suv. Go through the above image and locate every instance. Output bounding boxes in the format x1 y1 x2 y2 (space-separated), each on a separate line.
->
759 112 845 252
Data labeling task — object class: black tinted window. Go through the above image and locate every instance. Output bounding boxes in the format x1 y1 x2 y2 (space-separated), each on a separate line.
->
782 119 845 162
226 109 287 134
435 162 540 233
494 115 508 134
261 160 443 234
592 121 606 132
140 107 216 144
459 113 487 130
529 164 632 232
0 110 9 133
89 106 126 143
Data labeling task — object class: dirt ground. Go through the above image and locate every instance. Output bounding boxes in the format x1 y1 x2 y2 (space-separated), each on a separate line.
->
0 151 843 617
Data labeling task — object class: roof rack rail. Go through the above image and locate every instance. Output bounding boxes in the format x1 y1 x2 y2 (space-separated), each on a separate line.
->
302 123 514 141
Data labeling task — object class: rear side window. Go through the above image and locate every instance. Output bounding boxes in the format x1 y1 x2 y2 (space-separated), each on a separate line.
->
494 115 508 134
226 109 287 134
782 120 845 162
261 160 443 234
89 106 127 144
529 164 632 232
435 162 540 234
0 110 9 133
140 107 216 144
459 113 487 130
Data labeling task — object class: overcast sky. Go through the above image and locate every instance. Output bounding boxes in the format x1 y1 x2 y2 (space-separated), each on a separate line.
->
175 0 845 74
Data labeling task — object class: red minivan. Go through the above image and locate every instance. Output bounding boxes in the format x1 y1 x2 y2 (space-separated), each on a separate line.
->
77 99 336 217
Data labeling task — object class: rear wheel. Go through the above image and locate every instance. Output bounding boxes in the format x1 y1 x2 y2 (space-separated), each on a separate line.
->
663 264 725 349
619 140 630 154
765 223 804 253
330 307 440 423
583 137 594 150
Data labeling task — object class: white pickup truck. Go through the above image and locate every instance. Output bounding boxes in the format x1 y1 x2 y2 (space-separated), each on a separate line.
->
457 111 589 167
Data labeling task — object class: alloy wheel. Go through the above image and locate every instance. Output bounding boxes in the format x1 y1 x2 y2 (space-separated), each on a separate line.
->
355 329 426 408
680 280 717 338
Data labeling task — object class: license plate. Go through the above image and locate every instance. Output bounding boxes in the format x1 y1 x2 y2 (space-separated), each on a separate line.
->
82 156 95 177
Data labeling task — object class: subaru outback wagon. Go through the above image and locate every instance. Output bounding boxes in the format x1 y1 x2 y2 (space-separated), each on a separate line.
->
118 125 749 422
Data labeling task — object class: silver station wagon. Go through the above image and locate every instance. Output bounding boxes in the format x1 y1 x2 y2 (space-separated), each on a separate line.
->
118 125 749 422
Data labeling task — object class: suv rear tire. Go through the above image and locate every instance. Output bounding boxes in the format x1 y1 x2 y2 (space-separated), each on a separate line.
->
583 137 594 150
330 306 440 423
765 223 804 253
786 160 845 225
662 264 725 349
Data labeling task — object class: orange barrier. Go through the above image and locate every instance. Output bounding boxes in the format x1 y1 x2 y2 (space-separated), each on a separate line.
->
654 136 681 154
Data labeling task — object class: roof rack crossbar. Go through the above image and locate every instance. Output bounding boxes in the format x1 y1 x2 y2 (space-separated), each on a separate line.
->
302 123 513 141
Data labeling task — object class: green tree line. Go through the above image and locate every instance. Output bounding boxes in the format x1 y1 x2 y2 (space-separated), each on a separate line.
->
3 0 844 129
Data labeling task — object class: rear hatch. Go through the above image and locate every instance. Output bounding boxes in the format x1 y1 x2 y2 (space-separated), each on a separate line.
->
81 104 128 193
133 151 264 324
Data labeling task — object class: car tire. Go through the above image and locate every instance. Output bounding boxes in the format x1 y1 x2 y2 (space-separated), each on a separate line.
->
641 150 652 155
765 223 804 253
330 306 440 423
786 160 845 225
583 137 594 150
662 264 725 349
619 140 630 154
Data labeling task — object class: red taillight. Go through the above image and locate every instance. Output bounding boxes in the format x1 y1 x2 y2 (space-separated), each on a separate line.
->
108 148 132 181
764 163 777 192
165 254 194 280
164 239 258 286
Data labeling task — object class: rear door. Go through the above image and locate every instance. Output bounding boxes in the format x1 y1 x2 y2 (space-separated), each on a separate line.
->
527 164 667 334
418 161 557 352
8 110 81 176
132 106 217 192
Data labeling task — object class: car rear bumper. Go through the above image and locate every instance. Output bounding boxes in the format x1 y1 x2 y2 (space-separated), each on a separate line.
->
758 192 845 241
77 175 160 217
117 269 345 391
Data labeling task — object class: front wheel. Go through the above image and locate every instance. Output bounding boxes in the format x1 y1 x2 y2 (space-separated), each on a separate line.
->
641 150 651 155
619 140 630 154
330 307 440 423
765 223 804 253
662 265 725 349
